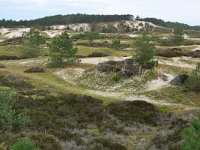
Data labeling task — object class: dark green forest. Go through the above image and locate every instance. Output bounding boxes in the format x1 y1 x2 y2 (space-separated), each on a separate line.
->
0 14 133 28
0 14 200 31
139 17 200 31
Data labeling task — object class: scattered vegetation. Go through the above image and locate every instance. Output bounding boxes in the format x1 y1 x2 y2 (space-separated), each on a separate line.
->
1 14 200 150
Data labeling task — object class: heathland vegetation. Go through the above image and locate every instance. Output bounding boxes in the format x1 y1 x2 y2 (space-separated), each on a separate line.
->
1 14 200 150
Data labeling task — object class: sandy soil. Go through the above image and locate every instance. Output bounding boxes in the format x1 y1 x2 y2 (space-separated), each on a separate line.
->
1 57 48 67
87 89 185 107
80 56 131 65
158 57 196 69
54 68 85 85
146 73 175 91
192 45 200 51
43 30 64 38
5 28 30 39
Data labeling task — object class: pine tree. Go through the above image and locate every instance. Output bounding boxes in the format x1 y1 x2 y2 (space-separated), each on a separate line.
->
48 32 78 67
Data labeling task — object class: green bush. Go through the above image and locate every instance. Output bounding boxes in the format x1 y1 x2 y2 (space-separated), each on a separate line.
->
185 63 200 91
11 138 39 150
101 26 117 33
112 38 121 50
133 34 156 68
84 32 99 44
182 114 200 150
171 25 184 45
23 28 46 48
159 24 185 46
0 88 29 132
112 75 121 83
48 32 78 67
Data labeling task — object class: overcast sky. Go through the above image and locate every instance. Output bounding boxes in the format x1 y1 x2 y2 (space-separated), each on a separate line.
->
0 0 199 25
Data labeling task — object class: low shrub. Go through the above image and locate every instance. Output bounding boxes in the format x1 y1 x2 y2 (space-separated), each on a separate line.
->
0 74 33 89
107 101 159 125
185 63 200 91
0 88 30 132
0 55 25 60
89 138 127 150
111 75 121 83
0 63 6 68
29 133 62 150
88 52 109 57
24 67 45 73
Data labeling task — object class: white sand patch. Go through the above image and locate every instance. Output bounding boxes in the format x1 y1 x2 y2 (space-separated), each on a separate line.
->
2 57 48 67
146 73 175 91
188 38 200 41
191 45 200 51
128 34 140 38
54 68 85 85
52 25 67 30
68 23 90 32
80 56 131 65
4 28 30 39
0 28 10 35
44 30 64 38
158 57 196 69
114 23 119 30
52 24 90 32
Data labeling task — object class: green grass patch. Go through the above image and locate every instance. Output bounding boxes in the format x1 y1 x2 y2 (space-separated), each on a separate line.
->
145 87 200 106
158 64 192 75
77 46 132 57
0 46 49 57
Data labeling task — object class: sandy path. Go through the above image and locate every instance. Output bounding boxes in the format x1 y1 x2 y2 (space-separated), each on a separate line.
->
192 45 200 51
80 56 131 65
80 56 198 69
1 57 48 67
158 57 196 69
87 89 187 107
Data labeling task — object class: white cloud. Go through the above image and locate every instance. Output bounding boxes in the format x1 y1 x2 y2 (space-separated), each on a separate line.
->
1 0 200 25
33 0 46 6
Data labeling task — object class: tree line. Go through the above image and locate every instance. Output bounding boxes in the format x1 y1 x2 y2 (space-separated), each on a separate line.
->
0 14 133 28
138 17 200 31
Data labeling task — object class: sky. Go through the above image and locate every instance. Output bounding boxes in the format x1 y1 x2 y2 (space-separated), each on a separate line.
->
0 0 200 25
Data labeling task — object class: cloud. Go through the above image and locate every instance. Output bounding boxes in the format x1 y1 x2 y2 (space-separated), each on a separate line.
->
0 0 200 25
33 0 46 6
